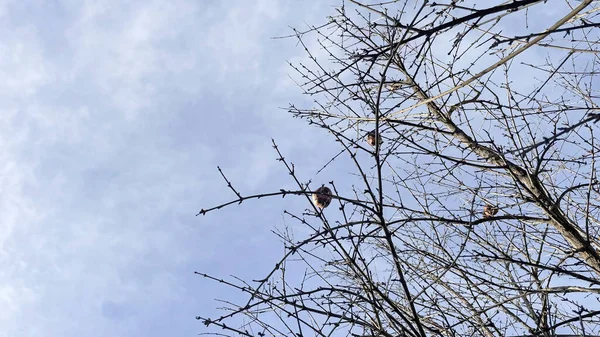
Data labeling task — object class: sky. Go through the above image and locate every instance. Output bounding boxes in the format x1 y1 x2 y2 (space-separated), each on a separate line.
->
2 1 598 336
0 1 340 336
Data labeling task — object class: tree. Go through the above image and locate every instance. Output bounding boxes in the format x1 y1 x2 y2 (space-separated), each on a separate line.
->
197 1 600 336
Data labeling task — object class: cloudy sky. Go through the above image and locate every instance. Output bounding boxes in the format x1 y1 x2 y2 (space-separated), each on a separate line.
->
0 1 342 336
3 0 595 336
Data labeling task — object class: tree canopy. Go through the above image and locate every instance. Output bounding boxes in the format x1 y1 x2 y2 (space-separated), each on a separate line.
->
198 1 600 336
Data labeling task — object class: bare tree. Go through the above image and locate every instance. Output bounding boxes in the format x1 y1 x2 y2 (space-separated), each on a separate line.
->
197 1 600 336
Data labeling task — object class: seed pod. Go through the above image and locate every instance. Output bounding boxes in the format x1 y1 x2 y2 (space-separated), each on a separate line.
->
366 130 383 147
483 204 499 218
312 186 332 209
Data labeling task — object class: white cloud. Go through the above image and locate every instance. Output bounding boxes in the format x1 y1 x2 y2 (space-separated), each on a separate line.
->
0 1 345 336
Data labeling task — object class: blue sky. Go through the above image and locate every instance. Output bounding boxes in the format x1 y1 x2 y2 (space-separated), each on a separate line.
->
0 1 340 336
3 1 598 336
